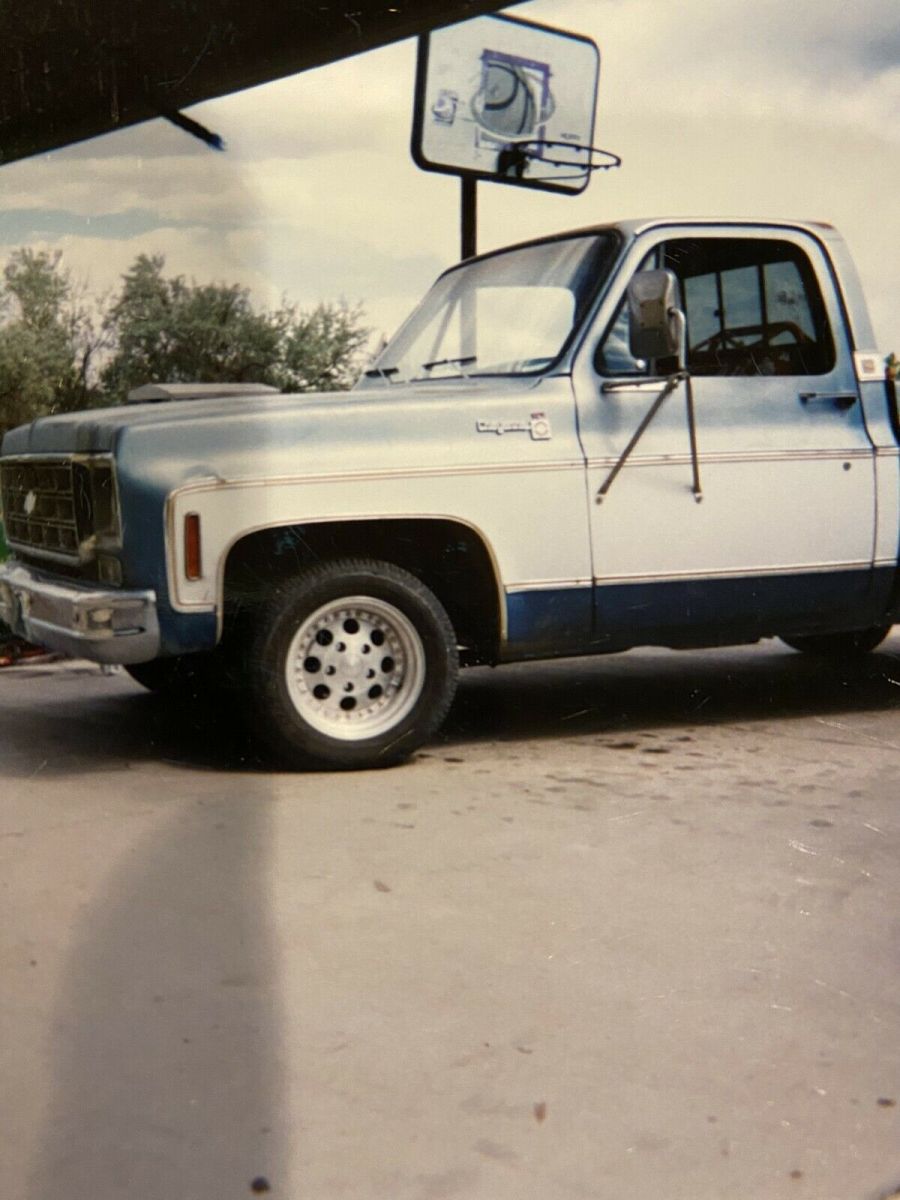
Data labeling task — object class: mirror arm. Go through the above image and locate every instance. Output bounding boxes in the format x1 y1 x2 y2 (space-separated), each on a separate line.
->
601 272 701 504
684 372 703 502
595 371 687 504
671 310 702 502
596 367 703 505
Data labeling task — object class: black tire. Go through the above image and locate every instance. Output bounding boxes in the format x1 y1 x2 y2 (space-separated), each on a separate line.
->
779 625 892 658
241 558 459 770
125 652 222 699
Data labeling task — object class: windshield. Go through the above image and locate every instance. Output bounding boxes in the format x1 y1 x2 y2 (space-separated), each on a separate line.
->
363 233 617 385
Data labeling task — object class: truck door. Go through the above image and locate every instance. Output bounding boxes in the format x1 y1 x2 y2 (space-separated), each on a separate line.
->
573 228 878 645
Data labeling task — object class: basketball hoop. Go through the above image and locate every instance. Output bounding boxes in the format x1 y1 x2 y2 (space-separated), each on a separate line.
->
411 13 616 258
413 14 604 198
496 139 621 183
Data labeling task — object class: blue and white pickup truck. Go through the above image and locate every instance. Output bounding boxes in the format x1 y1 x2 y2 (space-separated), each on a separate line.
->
1 217 897 768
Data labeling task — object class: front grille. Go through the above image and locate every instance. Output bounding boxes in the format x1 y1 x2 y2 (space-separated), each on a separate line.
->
0 455 119 566
1 460 80 557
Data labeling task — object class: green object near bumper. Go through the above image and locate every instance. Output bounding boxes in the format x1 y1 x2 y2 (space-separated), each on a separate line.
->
0 525 8 637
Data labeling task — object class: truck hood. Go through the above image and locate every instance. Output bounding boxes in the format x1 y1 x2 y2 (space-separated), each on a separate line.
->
1 375 562 483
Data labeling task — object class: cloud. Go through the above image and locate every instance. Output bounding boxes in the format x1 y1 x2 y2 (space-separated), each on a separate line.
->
527 0 900 144
54 118 221 162
0 125 463 338
0 226 271 305
1 0 898 354
0 152 258 224
0 208 200 243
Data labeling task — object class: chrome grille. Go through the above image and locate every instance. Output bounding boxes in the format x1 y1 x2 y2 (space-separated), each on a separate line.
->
0 455 119 567
0 459 80 558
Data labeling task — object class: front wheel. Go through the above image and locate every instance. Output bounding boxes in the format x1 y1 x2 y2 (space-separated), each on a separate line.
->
779 625 892 658
243 559 459 769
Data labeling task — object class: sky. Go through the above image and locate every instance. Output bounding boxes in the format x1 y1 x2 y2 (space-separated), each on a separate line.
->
1 0 898 354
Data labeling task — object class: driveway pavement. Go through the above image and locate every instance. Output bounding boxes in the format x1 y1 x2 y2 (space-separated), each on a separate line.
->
2 636 899 1200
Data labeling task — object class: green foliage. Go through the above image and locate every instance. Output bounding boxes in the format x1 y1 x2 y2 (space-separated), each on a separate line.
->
0 248 370 441
0 249 104 440
100 255 283 395
276 301 369 393
100 254 368 399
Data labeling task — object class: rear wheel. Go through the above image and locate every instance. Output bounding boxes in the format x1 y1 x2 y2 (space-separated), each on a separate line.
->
779 625 892 657
243 558 458 769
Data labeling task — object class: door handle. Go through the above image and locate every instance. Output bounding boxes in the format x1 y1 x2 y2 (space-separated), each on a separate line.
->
799 392 857 411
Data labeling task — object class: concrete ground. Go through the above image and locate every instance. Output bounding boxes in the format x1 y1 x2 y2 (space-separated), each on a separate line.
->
2 634 899 1200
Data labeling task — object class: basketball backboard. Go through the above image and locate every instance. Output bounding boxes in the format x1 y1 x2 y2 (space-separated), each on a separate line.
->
412 13 601 195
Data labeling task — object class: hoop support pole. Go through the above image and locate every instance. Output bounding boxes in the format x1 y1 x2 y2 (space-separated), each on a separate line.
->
461 176 477 260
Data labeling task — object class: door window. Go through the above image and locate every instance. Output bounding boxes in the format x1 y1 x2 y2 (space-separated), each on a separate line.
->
595 236 835 377
666 237 834 376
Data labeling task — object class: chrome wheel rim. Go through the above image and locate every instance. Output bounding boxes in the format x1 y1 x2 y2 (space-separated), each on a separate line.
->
284 595 426 741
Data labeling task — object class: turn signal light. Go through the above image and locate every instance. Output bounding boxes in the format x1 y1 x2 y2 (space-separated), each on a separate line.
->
184 513 202 581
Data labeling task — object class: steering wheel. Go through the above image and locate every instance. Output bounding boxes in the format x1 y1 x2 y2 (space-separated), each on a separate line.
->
693 321 814 354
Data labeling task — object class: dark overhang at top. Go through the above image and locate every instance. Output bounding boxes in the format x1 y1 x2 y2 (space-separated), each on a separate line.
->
0 0 522 165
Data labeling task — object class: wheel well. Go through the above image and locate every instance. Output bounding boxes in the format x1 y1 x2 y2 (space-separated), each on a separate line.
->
223 518 502 664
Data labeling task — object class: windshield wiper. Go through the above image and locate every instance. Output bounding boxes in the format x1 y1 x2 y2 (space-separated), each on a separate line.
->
363 366 400 383
418 355 476 378
422 355 476 373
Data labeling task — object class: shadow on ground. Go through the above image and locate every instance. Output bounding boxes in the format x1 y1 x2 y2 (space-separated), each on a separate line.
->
442 636 900 746
26 784 287 1200
1 636 898 778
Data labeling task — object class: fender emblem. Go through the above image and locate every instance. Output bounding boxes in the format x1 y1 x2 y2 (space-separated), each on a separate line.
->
476 412 552 440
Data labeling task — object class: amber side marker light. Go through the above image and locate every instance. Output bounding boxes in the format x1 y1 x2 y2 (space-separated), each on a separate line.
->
184 513 203 580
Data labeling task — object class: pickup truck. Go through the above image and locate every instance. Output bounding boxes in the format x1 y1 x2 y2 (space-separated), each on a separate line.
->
1 217 897 768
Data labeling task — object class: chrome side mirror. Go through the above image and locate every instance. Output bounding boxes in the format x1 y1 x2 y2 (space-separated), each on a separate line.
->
627 269 685 368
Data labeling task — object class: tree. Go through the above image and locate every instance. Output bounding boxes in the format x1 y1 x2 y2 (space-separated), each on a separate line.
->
102 255 368 398
276 301 369 392
0 248 370 438
0 249 104 439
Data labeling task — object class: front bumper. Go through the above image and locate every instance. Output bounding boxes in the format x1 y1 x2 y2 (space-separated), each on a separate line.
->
0 561 160 664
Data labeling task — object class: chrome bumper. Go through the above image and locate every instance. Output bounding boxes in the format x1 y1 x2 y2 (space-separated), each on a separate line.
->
0 561 160 664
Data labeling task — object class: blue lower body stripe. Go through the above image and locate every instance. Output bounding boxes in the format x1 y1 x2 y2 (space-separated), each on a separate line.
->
503 567 895 658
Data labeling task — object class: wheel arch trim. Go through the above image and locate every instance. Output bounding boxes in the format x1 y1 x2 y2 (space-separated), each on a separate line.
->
202 511 506 646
